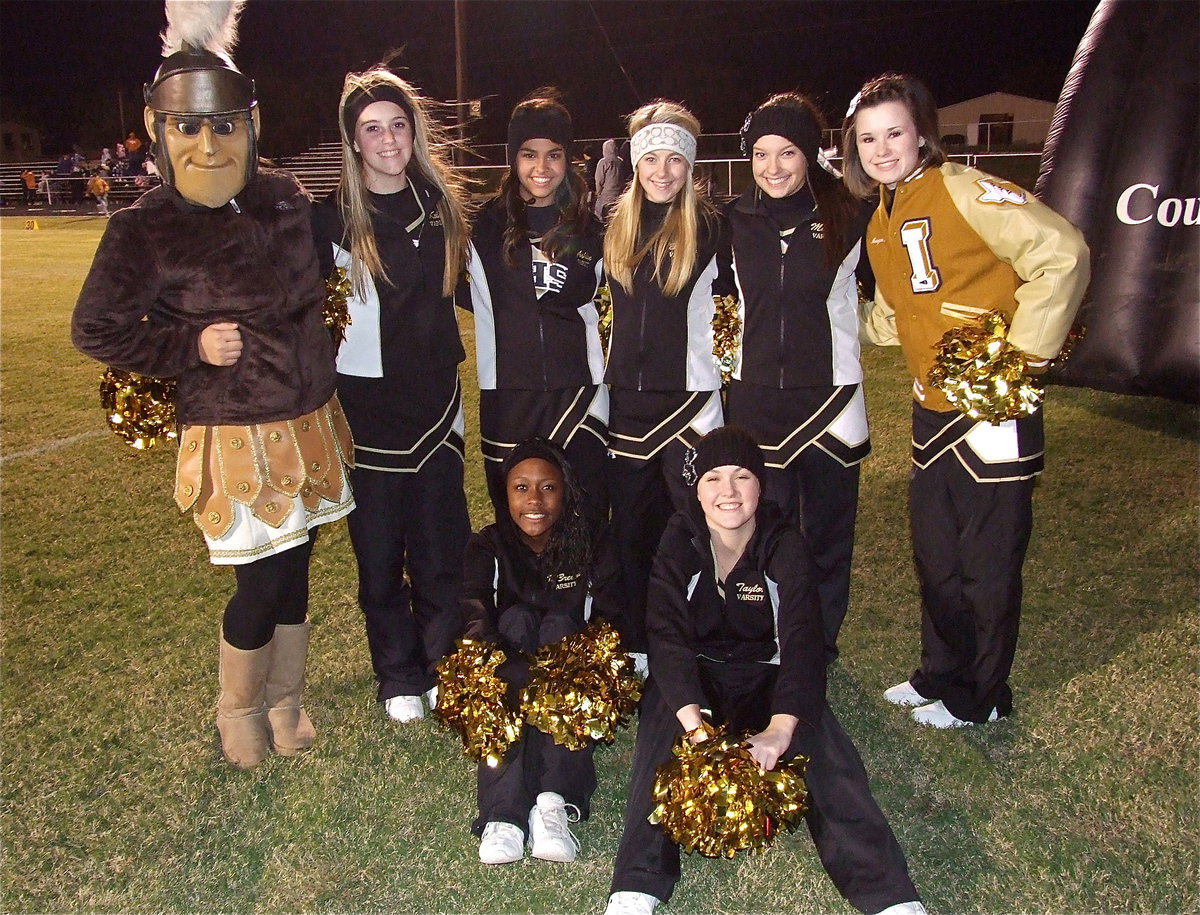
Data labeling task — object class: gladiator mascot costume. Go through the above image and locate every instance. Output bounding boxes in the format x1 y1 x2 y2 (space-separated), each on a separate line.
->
72 0 355 769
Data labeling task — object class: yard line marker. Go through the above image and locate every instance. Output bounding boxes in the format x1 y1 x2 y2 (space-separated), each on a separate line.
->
1 429 107 465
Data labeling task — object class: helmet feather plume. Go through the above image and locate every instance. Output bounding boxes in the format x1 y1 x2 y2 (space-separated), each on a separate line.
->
160 0 246 60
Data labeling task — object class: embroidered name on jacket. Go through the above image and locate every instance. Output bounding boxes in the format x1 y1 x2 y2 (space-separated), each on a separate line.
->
736 581 766 602
553 572 581 591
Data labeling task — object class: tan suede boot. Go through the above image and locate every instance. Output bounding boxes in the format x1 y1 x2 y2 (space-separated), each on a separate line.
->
265 620 317 756
216 636 273 769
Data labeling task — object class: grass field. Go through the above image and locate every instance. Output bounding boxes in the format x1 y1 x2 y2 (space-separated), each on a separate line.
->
1 214 1196 915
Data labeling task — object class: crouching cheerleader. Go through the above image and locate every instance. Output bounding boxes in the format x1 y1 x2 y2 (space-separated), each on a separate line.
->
459 439 630 866
604 427 925 915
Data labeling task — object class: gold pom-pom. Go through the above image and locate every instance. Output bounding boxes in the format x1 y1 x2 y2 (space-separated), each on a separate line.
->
323 266 353 346
711 294 741 383
649 724 808 858
927 310 1043 424
434 639 523 767
520 621 642 751
1053 323 1086 366
99 367 178 451
595 284 613 362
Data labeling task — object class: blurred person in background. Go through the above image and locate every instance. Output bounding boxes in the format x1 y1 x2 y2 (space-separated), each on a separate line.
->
86 171 110 216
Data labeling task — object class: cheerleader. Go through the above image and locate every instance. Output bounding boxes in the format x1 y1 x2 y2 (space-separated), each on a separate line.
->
602 100 733 659
313 67 473 723
725 92 876 663
461 439 626 866
604 427 924 915
463 89 608 533
841 73 1089 727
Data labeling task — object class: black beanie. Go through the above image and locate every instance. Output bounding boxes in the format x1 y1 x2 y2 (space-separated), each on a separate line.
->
501 436 568 481
740 98 822 167
343 83 415 141
507 100 573 165
684 426 765 488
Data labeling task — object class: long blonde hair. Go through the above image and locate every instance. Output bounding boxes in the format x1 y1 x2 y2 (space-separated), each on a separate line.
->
336 68 470 297
603 100 714 297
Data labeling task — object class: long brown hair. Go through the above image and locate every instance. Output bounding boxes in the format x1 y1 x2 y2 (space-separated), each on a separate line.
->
498 90 593 268
840 73 947 200
747 92 859 270
335 67 471 297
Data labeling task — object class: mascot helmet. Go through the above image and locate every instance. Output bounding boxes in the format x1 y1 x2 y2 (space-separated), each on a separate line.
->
144 0 258 194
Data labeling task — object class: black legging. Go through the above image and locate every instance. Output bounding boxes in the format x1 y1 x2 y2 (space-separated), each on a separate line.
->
221 535 314 650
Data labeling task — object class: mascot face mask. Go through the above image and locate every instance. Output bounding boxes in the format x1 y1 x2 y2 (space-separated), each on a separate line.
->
143 1 259 210
146 108 259 208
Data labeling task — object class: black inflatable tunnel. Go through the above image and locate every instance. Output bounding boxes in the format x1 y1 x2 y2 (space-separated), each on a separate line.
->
1037 0 1198 403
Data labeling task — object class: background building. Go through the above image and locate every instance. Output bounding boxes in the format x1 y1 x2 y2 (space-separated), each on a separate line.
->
938 91 1057 149
0 120 42 163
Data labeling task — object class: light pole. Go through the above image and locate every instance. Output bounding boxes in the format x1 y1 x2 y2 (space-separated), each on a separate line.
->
454 0 467 165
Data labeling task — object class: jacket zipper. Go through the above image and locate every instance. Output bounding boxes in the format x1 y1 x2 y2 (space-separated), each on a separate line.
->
778 241 787 388
538 314 549 389
637 292 647 391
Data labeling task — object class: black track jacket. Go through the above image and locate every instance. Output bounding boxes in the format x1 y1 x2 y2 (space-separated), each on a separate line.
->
725 191 874 388
646 502 825 739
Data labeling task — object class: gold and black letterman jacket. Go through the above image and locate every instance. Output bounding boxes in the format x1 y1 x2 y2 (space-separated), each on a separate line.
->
862 163 1090 480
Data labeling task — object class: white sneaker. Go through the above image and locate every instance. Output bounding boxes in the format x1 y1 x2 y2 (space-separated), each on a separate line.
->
911 700 1000 728
874 903 929 915
884 680 929 707
424 685 439 710
528 791 581 863
479 821 525 865
604 891 660 915
384 695 425 723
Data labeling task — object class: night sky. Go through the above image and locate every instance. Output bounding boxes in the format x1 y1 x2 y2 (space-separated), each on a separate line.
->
1 0 1099 158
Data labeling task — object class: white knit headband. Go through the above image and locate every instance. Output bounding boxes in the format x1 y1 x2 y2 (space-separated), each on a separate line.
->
630 123 697 169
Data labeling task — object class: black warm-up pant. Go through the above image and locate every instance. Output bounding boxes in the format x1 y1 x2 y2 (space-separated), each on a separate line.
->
221 534 315 650
763 453 862 664
907 453 1034 723
607 440 694 653
474 726 596 837
610 667 919 913
473 603 597 835
347 448 470 701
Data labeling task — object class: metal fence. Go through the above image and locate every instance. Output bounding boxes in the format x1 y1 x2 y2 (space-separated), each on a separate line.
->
2 145 1044 214
454 150 1043 202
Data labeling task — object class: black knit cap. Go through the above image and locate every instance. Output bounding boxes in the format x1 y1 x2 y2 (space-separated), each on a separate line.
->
342 84 415 140
684 426 766 488
740 95 823 167
507 97 573 165
501 436 569 480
